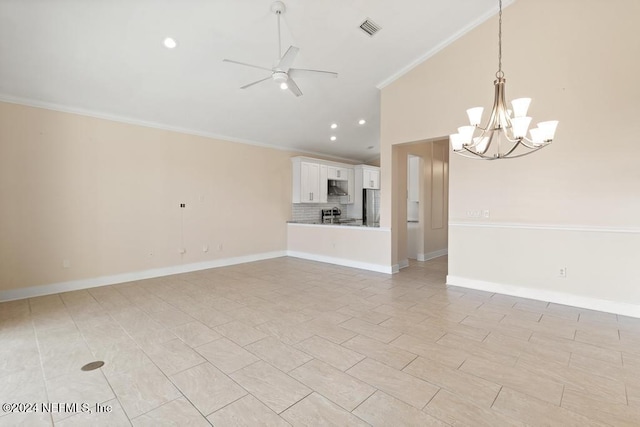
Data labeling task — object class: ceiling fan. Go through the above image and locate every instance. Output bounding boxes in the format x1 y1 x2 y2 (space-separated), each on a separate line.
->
223 1 338 97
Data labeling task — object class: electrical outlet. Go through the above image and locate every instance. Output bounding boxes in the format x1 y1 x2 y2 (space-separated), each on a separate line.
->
179 248 186 254
62 259 70 268
559 267 567 278
217 243 223 251
179 203 186 208
483 210 490 218
202 245 209 253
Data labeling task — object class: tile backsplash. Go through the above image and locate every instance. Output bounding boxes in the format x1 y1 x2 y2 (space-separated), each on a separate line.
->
291 196 347 222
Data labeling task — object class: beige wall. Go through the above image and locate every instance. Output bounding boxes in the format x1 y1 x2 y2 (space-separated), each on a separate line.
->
0 102 294 294
381 0 640 312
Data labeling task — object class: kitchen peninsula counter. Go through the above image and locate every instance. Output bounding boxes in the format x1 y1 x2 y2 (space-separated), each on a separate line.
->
287 222 393 273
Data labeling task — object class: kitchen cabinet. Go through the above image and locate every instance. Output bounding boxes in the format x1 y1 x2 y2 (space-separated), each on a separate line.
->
341 168 355 204
319 164 328 203
363 168 380 190
328 166 349 181
292 159 321 203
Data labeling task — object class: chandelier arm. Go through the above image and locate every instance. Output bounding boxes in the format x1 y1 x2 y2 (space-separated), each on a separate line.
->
518 138 539 150
501 139 524 158
499 144 549 159
461 146 496 160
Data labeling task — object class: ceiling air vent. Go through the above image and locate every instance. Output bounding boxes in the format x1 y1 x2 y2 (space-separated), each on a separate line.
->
359 19 381 37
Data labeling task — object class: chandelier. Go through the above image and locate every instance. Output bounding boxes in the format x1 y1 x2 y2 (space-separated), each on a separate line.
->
450 0 558 159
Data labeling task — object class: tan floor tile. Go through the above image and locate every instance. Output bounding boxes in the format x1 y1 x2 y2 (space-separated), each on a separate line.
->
561 388 640 427
0 411 52 426
170 363 246 416
353 390 448 426
337 306 390 324
516 357 627 405
404 356 501 408
255 320 315 345
302 318 358 344
56 399 130 427
190 307 233 328
245 337 312 372
145 338 206 376
230 361 311 414
132 396 209 426
492 387 606 427
347 358 439 408
437 333 518 366
195 337 259 373
108 363 181 419
295 335 364 371
207 395 290 427
4 258 640 426
459 356 564 405
390 333 467 368
338 318 401 343
342 334 417 370
424 389 524 427
461 315 532 341
484 332 571 365
169 321 221 348
214 320 268 346
289 359 375 411
501 314 577 340
281 392 368 426
46 370 115 422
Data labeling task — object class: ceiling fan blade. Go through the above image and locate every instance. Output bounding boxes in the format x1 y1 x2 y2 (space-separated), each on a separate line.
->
289 68 338 79
240 76 271 89
287 78 302 97
223 59 273 72
276 46 299 72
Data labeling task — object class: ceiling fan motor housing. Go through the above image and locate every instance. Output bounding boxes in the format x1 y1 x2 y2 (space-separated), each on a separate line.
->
272 71 288 83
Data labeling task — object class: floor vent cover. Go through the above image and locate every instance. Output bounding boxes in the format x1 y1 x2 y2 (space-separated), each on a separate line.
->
81 361 105 371
359 19 381 37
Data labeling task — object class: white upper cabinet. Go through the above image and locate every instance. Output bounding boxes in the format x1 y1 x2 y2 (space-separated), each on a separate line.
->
363 168 380 189
341 168 355 204
292 157 373 204
292 158 321 203
327 166 349 181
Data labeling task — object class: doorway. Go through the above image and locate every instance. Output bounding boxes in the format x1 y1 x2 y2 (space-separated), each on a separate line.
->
394 138 449 267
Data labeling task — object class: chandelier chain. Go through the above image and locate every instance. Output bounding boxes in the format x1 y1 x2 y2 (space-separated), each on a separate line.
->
497 0 503 78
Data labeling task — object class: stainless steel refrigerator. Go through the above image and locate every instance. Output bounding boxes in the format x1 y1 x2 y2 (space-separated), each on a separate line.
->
362 189 380 227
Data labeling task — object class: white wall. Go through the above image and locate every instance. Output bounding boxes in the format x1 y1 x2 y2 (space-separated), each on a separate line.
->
380 0 640 316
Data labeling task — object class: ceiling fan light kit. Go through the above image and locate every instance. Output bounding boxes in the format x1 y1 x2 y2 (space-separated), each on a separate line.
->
223 1 338 97
450 0 558 160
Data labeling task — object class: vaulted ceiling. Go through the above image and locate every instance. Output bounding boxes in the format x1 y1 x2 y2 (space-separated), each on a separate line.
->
0 0 503 161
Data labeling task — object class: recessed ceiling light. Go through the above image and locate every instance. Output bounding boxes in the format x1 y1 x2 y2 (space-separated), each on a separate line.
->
358 119 366 125
330 136 337 142
280 82 288 90
330 123 337 129
163 37 177 49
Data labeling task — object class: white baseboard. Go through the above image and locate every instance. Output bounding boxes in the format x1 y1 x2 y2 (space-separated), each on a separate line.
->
417 249 448 262
446 275 640 319
287 251 394 274
0 251 287 302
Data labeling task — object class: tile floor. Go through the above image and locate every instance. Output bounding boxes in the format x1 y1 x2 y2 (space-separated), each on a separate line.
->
1 256 640 426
